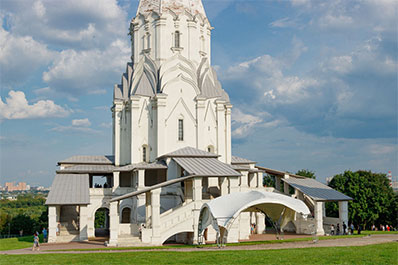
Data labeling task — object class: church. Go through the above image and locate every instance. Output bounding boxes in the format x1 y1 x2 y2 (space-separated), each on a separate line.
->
46 0 351 246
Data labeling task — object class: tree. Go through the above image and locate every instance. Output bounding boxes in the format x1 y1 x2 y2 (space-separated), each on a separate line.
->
328 170 397 229
296 169 316 179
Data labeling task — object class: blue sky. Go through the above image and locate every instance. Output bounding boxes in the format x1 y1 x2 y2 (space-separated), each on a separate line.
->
1 0 397 186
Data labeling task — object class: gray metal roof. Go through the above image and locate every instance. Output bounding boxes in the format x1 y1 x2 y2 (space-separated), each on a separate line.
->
173 157 240 177
57 165 115 174
46 174 90 205
118 161 168 172
58 155 114 165
160 147 219 158
282 177 352 202
231 155 256 164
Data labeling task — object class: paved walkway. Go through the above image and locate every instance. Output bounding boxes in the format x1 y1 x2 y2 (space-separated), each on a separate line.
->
1 234 397 255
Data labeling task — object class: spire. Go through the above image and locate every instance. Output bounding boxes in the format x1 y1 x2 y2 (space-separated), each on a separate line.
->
137 0 206 17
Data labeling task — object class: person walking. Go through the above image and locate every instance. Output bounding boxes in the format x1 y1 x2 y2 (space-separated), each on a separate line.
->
330 224 335 235
32 233 40 251
350 223 354 235
336 223 340 235
42 228 47 243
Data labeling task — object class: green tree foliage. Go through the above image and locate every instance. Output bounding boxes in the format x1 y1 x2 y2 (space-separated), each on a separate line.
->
296 169 316 179
0 194 47 235
95 209 107 229
327 170 397 229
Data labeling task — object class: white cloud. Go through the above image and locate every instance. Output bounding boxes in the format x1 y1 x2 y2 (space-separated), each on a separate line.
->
319 14 353 28
72 118 91 127
0 90 70 120
100 122 112 128
51 118 98 133
42 39 129 96
0 27 54 86
269 17 298 28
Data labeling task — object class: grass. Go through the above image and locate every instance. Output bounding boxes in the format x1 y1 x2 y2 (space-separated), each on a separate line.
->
0 242 396 264
0 235 44 251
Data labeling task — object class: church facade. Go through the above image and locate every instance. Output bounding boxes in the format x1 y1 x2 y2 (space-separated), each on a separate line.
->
46 0 351 246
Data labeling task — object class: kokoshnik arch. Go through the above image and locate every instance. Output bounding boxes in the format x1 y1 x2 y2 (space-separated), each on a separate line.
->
46 0 352 246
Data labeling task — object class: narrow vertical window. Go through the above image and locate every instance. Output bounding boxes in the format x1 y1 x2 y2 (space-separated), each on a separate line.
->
175 31 180 48
178 119 184 141
142 146 147 162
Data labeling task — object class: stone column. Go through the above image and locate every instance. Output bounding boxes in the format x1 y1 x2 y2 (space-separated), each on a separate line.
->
192 177 202 244
151 188 161 244
283 174 290 195
257 172 263 188
314 201 325 235
130 96 140 163
114 102 123 166
48 206 58 243
79 205 88 241
216 100 226 162
196 96 206 149
240 171 249 191
145 192 152 227
229 176 240 194
339 201 348 226
256 212 266 234
138 169 145 189
113 172 120 191
219 177 228 195
108 202 119 246
225 104 232 164
156 94 167 157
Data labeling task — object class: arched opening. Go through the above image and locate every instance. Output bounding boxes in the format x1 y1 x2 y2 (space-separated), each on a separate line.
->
207 145 215 153
94 208 109 238
163 231 193 245
121 207 131 223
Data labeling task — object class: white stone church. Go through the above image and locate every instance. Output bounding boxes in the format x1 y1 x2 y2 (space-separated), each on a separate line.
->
46 0 351 246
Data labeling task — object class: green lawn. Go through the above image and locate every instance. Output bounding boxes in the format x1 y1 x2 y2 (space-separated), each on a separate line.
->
0 235 44 251
1 242 396 265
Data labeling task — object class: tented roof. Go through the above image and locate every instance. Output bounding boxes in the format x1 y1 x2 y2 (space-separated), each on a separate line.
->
173 157 240 177
46 174 90 205
282 177 352 202
199 190 310 232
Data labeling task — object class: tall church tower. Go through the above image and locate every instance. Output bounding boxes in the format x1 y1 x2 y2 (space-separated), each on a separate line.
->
112 0 232 166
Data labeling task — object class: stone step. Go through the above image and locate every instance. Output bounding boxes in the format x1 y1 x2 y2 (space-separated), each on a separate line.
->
116 236 145 247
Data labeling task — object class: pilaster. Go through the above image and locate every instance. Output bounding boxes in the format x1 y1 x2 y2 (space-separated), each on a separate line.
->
216 100 226 162
151 188 161 244
225 104 232 164
114 102 123 166
155 94 168 157
257 172 263 188
79 205 88 241
196 96 206 149
130 96 141 163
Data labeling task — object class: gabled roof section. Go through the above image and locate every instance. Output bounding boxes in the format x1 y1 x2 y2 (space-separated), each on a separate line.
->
46 174 90 205
231 155 256 164
282 177 353 202
118 161 168 172
159 146 219 158
173 157 240 177
58 155 114 165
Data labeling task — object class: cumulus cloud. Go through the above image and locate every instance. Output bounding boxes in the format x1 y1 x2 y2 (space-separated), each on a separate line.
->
51 118 98 133
232 108 263 138
0 90 70 119
72 118 91 127
42 39 129 96
0 27 54 86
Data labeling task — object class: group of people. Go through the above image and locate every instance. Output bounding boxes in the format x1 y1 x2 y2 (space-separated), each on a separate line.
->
371 224 394 231
32 227 47 251
330 222 361 235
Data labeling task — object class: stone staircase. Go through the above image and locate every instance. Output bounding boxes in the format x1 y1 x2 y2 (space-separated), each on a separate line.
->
117 234 146 247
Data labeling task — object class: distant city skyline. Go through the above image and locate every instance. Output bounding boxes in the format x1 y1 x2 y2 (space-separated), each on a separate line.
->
1 0 397 186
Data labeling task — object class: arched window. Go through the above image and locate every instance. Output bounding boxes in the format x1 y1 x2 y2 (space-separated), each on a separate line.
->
178 119 184 141
121 207 131 223
142 145 148 162
174 31 180 48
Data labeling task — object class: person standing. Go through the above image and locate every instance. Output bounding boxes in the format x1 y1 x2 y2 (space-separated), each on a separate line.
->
336 223 340 235
42 228 47 243
350 223 354 235
330 224 335 235
342 222 347 235
32 233 40 251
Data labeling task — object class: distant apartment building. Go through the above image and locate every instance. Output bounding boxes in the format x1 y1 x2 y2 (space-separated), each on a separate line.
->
5 182 29 191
